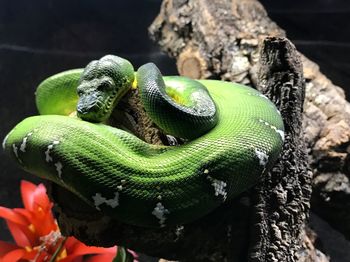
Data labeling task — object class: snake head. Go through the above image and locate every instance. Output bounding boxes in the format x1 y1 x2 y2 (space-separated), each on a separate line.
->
76 55 134 123
76 76 117 122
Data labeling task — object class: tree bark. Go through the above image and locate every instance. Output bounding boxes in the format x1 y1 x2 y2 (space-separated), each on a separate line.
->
249 37 311 262
149 0 350 256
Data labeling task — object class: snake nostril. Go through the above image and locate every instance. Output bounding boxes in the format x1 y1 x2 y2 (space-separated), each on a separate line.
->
77 94 102 113
78 104 98 115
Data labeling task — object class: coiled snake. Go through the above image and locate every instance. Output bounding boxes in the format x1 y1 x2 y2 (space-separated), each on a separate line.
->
3 55 284 228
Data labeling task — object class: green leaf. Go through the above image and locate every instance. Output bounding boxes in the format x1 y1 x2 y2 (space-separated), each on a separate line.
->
113 246 134 262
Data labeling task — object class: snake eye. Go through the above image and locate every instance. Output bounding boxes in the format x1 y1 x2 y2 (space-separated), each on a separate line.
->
97 81 113 91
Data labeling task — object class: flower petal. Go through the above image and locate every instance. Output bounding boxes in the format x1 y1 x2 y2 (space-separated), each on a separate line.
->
12 208 32 222
71 244 117 256
1 247 36 262
21 181 51 212
20 180 37 211
6 221 34 247
60 257 83 262
31 211 58 236
0 240 18 257
32 184 52 212
0 207 28 226
1 249 26 262
58 237 117 261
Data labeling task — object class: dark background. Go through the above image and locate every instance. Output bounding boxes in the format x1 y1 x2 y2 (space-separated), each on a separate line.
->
0 0 349 261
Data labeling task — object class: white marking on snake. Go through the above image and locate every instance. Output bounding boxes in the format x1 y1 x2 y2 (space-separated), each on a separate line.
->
19 132 33 152
255 148 269 166
207 176 227 201
54 161 63 179
12 144 22 164
45 145 53 162
45 140 60 162
247 92 269 100
259 119 284 142
277 130 285 141
19 137 28 152
92 192 119 211
12 144 19 158
152 202 169 227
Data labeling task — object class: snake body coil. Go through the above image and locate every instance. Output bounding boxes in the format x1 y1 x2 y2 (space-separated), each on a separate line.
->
3 55 284 228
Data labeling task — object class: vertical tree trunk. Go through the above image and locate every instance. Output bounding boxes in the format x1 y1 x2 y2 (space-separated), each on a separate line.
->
248 37 311 262
149 1 350 243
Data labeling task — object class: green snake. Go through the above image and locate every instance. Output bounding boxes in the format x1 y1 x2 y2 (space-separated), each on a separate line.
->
3 55 284 228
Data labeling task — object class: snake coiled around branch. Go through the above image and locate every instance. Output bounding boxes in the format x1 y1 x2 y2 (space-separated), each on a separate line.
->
3 55 284 228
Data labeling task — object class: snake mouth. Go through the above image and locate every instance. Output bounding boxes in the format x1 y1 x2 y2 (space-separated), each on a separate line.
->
77 92 115 122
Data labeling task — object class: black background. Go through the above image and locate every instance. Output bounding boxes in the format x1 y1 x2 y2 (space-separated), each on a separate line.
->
0 0 349 261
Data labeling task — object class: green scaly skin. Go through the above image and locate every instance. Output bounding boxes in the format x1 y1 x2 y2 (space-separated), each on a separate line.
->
137 63 218 139
76 55 134 122
3 55 284 228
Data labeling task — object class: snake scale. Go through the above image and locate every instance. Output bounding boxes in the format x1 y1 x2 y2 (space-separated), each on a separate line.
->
3 55 284 228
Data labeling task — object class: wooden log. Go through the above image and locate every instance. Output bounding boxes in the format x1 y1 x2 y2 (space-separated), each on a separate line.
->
248 37 311 262
150 0 350 252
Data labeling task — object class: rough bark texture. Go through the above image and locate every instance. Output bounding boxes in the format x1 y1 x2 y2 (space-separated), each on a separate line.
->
248 37 311 262
149 0 350 252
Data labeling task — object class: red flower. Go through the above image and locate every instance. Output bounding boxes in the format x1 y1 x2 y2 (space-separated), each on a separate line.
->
0 180 138 262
